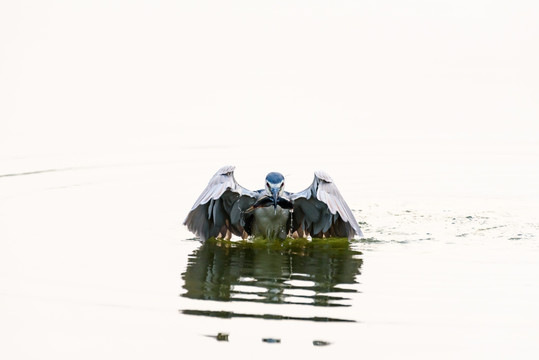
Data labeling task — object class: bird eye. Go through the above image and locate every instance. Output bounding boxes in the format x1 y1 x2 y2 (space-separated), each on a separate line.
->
280 183 284 188
267 182 271 188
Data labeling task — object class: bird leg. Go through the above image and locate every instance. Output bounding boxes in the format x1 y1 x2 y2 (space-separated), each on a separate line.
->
224 219 232 240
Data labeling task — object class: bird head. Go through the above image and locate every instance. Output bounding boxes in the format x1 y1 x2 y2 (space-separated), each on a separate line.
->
265 172 285 209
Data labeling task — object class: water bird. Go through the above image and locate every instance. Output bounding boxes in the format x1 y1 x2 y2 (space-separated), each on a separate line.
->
183 166 363 241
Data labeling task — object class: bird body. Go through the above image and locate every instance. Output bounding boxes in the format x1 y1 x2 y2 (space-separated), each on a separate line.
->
183 166 363 241
252 204 290 240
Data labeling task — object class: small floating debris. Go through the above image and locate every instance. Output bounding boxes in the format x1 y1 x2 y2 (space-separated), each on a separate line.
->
205 332 229 341
262 338 281 344
313 340 331 346
217 332 229 341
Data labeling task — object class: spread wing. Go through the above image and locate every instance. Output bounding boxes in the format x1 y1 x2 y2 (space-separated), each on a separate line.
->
290 171 363 240
183 165 258 241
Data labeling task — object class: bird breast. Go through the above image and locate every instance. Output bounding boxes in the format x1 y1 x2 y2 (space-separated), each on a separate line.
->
253 206 289 239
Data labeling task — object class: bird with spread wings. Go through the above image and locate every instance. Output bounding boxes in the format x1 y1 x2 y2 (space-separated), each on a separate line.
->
183 166 363 241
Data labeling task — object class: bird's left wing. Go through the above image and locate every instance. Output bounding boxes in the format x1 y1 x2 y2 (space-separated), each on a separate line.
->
183 166 257 241
290 171 363 240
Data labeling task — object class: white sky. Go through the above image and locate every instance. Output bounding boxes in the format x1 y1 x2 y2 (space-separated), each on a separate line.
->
1 1 538 160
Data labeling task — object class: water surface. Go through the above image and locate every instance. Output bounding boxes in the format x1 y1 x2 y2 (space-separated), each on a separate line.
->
1 148 538 359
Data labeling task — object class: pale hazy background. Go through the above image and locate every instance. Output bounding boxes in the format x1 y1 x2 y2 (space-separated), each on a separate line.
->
2 1 538 198
1 2 539 359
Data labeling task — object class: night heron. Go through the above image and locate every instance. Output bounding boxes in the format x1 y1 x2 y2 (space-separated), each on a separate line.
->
183 166 363 241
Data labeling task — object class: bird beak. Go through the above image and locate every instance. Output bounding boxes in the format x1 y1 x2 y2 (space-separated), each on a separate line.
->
271 188 279 209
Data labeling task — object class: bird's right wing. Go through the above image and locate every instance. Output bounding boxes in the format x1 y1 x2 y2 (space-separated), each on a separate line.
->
183 166 258 241
290 171 363 239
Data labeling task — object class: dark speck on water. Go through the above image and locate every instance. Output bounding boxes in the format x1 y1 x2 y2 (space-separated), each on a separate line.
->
216 333 229 341
313 340 331 346
205 333 229 341
262 338 281 343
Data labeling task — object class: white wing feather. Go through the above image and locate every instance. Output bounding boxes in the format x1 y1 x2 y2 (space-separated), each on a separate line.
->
315 171 353 223
188 165 252 211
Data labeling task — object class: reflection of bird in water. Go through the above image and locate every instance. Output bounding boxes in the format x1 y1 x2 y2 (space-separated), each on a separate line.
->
183 166 363 241
181 238 363 309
